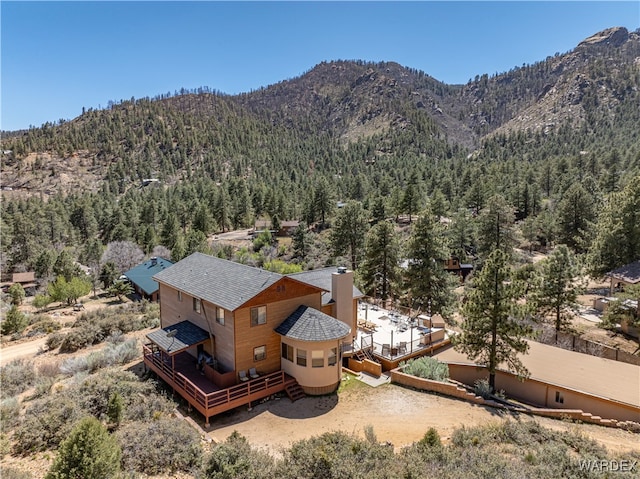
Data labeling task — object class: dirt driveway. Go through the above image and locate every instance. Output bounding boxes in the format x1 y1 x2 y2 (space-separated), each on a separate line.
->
205 377 640 455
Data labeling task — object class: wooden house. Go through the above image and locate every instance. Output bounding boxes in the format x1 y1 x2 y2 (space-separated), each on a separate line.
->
144 253 362 425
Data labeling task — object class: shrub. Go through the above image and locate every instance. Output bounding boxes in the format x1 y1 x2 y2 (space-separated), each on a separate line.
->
0 466 32 479
0 359 35 399
8 283 26 305
37 360 62 379
46 332 65 350
203 431 275 479
13 396 83 453
0 397 21 430
32 376 56 398
1 306 28 335
28 316 61 334
32 294 52 310
474 378 492 399
124 392 176 422
45 416 121 479
401 356 449 382
117 417 202 475
59 356 90 375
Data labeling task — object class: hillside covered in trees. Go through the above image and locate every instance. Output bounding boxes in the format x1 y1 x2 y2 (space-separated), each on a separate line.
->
1 26 639 285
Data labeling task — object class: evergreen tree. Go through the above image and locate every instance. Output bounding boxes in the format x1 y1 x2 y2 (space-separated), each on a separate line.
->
161 213 180 250
313 178 334 226
531 245 583 332
8 283 26 306
588 176 640 277
45 416 121 479
359 220 400 302
402 170 421 223
292 221 311 260
475 194 517 262
404 207 456 318
330 201 368 270
454 249 531 391
555 183 597 253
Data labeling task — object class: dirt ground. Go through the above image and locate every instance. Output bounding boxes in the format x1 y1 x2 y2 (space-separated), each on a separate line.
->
202 378 640 456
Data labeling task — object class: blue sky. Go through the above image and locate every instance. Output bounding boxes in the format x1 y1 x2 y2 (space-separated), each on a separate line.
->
2 1 638 131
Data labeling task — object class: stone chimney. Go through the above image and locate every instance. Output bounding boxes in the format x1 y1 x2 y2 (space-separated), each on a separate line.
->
331 266 355 339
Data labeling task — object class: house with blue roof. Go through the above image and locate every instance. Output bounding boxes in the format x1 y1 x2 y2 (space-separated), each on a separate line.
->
123 257 174 302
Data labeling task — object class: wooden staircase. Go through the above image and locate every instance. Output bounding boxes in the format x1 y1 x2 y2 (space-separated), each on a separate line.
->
354 347 376 362
285 378 306 402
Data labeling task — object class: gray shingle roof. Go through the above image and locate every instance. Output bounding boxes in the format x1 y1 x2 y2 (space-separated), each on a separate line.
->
275 305 350 341
287 268 364 305
153 252 282 311
146 320 209 354
608 260 640 284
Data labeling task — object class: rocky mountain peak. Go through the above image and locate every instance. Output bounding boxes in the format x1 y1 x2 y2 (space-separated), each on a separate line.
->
578 26 629 48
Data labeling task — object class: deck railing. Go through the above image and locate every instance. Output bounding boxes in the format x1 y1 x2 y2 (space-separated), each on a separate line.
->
143 344 290 424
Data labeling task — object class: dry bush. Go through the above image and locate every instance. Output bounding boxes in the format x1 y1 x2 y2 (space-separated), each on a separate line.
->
37 360 61 379
117 417 202 475
0 398 21 430
0 359 35 399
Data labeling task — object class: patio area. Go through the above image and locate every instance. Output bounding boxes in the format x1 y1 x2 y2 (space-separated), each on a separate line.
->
354 301 448 361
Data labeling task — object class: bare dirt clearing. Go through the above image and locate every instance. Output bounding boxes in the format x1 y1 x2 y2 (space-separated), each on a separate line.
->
203 376 640 456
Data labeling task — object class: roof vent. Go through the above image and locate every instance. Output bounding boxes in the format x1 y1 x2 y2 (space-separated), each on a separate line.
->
151 257 158 266
337 266 347 274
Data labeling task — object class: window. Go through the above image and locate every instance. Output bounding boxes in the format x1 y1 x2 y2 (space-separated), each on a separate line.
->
177 291 182 302
193 297 201 313
254 345 266 362
251 305 267 326
296 348 307 367
281 343 293 362
328 348 337 366
312 350 324 368
555 391 564 404
216 307 225 325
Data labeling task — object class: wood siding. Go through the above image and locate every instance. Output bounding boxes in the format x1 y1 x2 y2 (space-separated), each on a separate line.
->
233 291 321 376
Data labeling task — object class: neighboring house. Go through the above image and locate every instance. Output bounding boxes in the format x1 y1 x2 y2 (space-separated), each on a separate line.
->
11 272 38 294
607 259 640 294
443 257 473 283
123 257 174 302
143 253 362 425
253 219 300 237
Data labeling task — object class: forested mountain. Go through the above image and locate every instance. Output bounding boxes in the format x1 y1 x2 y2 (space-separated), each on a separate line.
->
1 26 639 278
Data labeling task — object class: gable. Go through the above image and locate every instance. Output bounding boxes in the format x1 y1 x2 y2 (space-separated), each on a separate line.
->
239 276 324 309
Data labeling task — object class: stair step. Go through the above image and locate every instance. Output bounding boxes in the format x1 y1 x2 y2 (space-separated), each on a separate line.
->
285 381 306 402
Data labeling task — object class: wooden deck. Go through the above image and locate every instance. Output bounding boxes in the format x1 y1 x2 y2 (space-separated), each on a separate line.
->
143 344 293 425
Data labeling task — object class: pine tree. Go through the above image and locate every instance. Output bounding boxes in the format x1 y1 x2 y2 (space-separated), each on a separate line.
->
454 249 531 391
359 220 400 302
555 183 597 253
404 206 456 317
292 221 310 260
588 176 640 277
531 245 583 331
330 201 368 270
475 194 517 262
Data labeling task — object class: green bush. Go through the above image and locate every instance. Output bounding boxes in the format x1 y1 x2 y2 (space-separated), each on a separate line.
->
8 283 26 306
117 417 202 475
0 359 35 399
28 316 62 334
1 306 28 335
401 356 449 382
45 416 121 479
